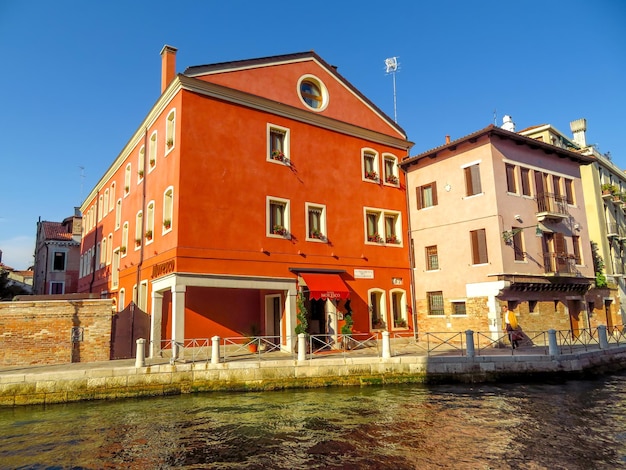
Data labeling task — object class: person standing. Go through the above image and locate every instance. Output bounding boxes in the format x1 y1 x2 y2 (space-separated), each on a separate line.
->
504 307 519 349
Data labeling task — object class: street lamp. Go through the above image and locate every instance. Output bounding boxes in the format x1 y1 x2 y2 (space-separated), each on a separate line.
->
502 225 543 244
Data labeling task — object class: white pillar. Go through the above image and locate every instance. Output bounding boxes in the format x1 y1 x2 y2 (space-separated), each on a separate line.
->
135 338 146 367
465 330 475 357
171 284 186 361
598 325 609 349
297 333 306 362
382 331 391 359
211 336 220 364
149 290 163 358
548 329 559 356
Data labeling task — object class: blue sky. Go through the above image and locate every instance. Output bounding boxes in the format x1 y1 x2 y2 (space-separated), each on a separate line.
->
1 0 625 270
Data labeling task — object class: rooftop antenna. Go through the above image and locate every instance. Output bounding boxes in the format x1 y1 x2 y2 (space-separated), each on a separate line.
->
384 56 399 123
79 166 85 203
493 109 497 126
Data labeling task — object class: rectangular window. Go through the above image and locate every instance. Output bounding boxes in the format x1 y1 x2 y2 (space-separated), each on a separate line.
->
384 157 398 185
470 229 488 264
267 197 290 237
452 301 466 316
426 245 439 270
364 208 401 244
565 179 574 204
572 235 581 264
464 164 482 196
529 300 537 313
50 282 64 295
363 152 378 180
521 168 531 196
427 291 444 316
269 128 286 161
505 164 517 193
416 182 437 209
53 252 66 271
384 215 397 243
512 227 525 261
306 203 326 240
366 211 380 242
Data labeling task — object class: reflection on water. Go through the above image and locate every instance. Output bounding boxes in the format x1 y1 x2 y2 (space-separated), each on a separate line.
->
2 371 626 469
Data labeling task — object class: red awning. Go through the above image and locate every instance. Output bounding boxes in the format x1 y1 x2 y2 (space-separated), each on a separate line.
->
301 273 350 300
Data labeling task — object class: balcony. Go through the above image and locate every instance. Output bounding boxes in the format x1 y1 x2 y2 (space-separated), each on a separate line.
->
536 192 568 221
543 252 577 276
607 223 619 238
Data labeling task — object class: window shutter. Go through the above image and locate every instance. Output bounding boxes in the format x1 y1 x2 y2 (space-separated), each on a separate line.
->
431 182 438 206
416 186 423 210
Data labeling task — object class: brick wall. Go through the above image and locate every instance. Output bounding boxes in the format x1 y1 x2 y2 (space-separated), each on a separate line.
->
0 299 113 367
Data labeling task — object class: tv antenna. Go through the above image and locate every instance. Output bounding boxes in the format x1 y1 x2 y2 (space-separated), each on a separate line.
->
384 56 399 123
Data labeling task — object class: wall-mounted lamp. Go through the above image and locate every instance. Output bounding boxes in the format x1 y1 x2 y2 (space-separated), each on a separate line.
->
574 223 581 231
514 214 522 221
502 224 543 244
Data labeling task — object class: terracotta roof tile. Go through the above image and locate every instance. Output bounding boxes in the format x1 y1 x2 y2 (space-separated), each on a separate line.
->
42 221 72 241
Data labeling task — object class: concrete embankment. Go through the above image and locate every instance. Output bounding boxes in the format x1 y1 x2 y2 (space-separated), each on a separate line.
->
2 346 626 407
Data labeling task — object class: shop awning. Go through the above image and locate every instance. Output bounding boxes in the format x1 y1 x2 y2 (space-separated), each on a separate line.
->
300 273 350 300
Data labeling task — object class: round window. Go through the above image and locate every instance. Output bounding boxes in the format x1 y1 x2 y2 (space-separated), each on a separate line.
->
298 75 328 111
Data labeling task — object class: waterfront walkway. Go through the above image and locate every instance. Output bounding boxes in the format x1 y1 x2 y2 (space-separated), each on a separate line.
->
2 329 626 406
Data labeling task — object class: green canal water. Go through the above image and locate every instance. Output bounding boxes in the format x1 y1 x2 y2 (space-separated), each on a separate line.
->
2 372 626 469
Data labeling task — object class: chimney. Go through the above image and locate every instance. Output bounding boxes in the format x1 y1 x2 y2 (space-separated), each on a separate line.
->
570 118 587 148
445 135 451 144
501 115 515 132
160 45 178 93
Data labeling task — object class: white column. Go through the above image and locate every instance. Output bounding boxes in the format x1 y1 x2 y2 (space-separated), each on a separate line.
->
465 330 475 357
382 331 391 359
297 333 306 362
149 290 163 358
135 338 146 367
285 289 297 352
548 329 559 356
171 284 186 360
211 336 221 364
598 325 609 349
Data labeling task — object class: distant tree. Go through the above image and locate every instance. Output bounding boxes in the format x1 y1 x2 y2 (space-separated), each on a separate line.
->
591 241 607 288
0 267 30 300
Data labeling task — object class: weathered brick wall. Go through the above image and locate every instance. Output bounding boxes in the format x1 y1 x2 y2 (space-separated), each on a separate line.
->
0 300 112 367
415 296 491 337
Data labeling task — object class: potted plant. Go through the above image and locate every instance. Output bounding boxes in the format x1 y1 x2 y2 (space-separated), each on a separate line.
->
386 174 399 184
273 225 287 236
150 158 155 167
163 219 171 229
270 150 285 161
602 183 617 196
368 233 383 243
138 170 144 178
166 138 174 148
310 229 325 240
386 234 399 244
120 246 127 255
145 230 153 240
125 185 130 193
394 318 407 328
135 238 142 247
365 171 378 180
246 324 261 353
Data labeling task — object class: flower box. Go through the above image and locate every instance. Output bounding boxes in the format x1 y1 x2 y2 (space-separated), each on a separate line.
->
386 235 400 244
386 174 399 184
368 234 383 243
149 159 155 167
270 150 285 162
364 171 378 181
145 230 153 240
310 230 325 240
273 225 287 236
163 219 171 229
135 238 142 247
120 246 127 254
166 138 174 148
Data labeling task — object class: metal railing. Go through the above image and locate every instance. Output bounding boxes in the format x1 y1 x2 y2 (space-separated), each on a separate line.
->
153 325 626 364
536 192 568 217
543 252 577 275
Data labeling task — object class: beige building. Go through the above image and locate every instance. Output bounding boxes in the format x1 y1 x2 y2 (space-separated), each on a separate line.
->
400 123 596 339
520 118 624 327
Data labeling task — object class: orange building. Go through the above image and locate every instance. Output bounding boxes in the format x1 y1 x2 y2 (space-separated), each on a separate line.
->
78 47 414 357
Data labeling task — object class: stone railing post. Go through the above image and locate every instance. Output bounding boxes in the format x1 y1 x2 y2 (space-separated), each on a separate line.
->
211 335 221 364
548 329 559 356
382 331 391 359
135 338 146 368
298 333 306 362
598 325 609 350
465 330 475 358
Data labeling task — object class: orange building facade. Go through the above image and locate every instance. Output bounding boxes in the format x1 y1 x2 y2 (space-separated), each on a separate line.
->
78 47 414 356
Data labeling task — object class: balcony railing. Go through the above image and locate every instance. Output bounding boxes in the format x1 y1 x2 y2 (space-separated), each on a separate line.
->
543 252 577 275
607 223 619 238
536 192 569 219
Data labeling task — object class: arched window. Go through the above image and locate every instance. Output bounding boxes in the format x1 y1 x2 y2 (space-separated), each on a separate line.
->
135 211 143 249
124 164 131 195
165 109 176 154
163 187 173 233
138 146 145 182
368 289 387 330
148 131 157 172
146 201 155 243
121 222 129 256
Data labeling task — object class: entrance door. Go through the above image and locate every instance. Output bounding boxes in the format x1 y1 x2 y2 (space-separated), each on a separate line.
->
265 294 282 345
568 299 584 338
605 299 614 334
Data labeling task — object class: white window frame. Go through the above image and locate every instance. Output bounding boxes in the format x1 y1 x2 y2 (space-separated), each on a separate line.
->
138 145 145 183
165 109 176 156
49 281 65 295
146 201 155 245
52 250 67 272
148 131 157 172
124 164 131 196
368 288 387 330
112 248 120 290
163 186 174 235
361 148 379 183
267 123 290 165
297 74 329 111
103 189 109 216
121 222 129 257
135 211 143 250
109 182 116 212
139 280 148 311
115 198 122 230
390 289 408 329
267 196 291 238
118 288 125 312
363 206 402 246
383 154 399 186
305 202 327 242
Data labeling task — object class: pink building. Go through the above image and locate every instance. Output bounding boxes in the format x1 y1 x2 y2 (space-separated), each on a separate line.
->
400 124 597 339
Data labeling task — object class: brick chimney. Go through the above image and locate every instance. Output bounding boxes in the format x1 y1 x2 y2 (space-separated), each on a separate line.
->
570 118 587 148
160 45 178 93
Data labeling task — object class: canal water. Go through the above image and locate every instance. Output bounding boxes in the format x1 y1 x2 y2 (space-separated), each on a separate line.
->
2 372 626 469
